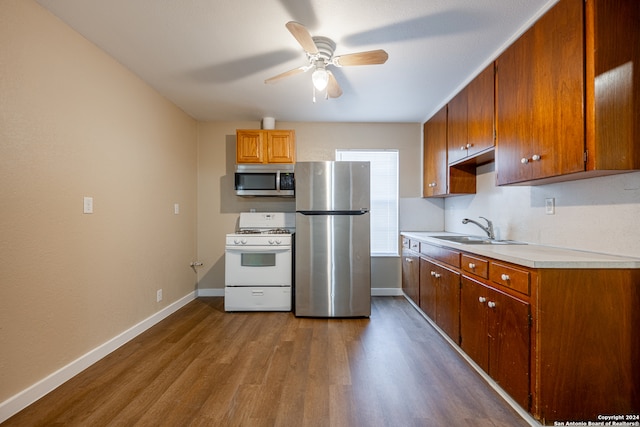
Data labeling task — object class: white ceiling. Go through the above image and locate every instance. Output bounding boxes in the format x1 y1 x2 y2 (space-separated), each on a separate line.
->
35 0 557 123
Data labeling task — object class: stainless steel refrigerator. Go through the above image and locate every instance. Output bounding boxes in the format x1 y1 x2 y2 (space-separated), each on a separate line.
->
294 161 371 317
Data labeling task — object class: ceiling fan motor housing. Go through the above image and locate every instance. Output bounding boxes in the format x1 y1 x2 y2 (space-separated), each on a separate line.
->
311 36 336 63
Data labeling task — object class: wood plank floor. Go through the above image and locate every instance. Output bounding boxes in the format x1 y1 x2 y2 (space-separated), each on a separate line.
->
4 297 531 426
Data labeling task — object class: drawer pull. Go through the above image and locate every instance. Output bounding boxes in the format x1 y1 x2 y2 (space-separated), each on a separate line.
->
501 273 510 281
487 301 496 308
405 258 412 263
430 271 441 278
478 296 486 303
468 263 476 269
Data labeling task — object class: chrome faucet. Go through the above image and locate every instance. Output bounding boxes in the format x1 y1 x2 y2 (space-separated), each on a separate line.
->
462 216 495 239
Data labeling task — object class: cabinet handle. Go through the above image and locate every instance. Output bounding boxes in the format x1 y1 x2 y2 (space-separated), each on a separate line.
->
466 143 472 149
430 271 441 278
501 273 510 281
468 262 476 269
478 296 486 303
487 301 496 308
428 182 437 188
405 258 412 263
521 157 529 164
532 154 541 161
460 146 466 151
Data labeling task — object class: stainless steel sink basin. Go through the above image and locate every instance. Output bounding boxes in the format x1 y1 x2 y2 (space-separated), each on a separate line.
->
430 235 526 245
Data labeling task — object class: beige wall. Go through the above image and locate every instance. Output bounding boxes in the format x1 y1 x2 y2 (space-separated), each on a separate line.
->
196 120 437 291
0 0 198 403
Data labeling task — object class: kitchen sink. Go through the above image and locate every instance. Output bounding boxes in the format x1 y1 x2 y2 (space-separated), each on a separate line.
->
430 235 526 245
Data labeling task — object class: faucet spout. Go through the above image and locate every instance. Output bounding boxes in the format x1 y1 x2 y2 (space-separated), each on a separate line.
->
462 216 495 239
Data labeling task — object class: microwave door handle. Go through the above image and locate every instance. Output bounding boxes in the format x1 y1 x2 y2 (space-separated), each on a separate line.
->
276 171 281 192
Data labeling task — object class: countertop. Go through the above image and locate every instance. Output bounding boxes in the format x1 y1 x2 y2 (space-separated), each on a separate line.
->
401 231 640 269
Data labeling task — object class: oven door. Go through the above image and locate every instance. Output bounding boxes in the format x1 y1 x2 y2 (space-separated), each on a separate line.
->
225 246 292 287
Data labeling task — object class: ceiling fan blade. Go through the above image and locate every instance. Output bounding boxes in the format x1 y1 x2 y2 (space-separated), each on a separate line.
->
333 49 389 66
264 65 309 84
285 21 319 54
327 71 343 98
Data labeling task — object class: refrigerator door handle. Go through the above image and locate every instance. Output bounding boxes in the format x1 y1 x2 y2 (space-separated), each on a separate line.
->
297 209 368 216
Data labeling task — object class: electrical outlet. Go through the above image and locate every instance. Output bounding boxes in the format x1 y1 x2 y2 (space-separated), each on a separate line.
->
545 198 555 215
156 289 163 302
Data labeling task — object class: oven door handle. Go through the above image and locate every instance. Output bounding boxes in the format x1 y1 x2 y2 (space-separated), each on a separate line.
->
225 247 291 253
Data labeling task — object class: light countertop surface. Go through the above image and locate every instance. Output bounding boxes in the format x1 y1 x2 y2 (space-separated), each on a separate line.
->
401 231 640 269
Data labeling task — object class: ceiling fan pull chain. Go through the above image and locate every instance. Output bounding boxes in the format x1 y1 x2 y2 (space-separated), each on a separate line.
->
312 85 317 103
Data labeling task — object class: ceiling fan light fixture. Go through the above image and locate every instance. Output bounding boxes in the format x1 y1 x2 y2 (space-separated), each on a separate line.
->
312 67 329 91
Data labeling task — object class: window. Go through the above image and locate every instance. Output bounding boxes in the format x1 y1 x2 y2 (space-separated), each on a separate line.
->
336 149 399 256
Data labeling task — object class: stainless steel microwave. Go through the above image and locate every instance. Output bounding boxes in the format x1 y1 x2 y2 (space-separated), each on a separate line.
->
235 164 295 197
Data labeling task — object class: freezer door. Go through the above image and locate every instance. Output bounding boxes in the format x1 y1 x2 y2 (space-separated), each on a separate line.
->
295 212 371 317
295 161 370 212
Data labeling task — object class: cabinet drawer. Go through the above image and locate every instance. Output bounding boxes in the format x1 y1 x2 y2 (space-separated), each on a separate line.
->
402 237 410 249
490 262 530 295
410 240 420 252
462 254 489 279
420 243 460 268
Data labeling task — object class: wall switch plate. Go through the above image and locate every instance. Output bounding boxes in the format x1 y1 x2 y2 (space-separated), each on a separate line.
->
83 196 93 214
545 198 555 215
156 289 163 302
174 203 180 214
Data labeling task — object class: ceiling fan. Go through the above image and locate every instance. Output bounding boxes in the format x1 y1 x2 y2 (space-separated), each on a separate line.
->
264 21 389 100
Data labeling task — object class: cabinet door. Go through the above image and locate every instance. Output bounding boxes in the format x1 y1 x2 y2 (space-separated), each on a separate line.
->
467 63 495 158
423 106 448 197
436 264 461 343
487 287 530 409
460 277 489 372
236 130 264 163
496 0 585 185
402 249 420 304
447 88 468 164
266 130 295 163
419 258 438 320
420 258 460 343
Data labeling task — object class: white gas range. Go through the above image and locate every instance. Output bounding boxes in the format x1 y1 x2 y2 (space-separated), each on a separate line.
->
224 212 294 312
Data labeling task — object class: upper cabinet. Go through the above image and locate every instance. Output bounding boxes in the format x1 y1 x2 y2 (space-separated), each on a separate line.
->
423 106 448 197
448 63 495 165
423 65 494 198
495 0 640 185
236 130 296 164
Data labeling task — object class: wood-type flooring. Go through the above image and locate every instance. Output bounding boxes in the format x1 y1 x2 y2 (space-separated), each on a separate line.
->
4 297 531 426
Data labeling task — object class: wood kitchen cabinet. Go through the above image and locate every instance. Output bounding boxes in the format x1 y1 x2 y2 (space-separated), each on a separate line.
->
423 106 475 198
401 237 420 304
236 129 296 164
496 0 640 185
448 63 495 165
460 276 531 409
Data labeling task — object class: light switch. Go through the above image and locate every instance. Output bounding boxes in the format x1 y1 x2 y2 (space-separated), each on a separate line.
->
83 196 93 214
174 203 180 214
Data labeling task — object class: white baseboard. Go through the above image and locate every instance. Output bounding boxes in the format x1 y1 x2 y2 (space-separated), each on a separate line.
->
0 291 196 424
196 288 402 297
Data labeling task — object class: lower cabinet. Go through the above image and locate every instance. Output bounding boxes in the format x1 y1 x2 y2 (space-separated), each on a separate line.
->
460 276 531 409
419 257 460 343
